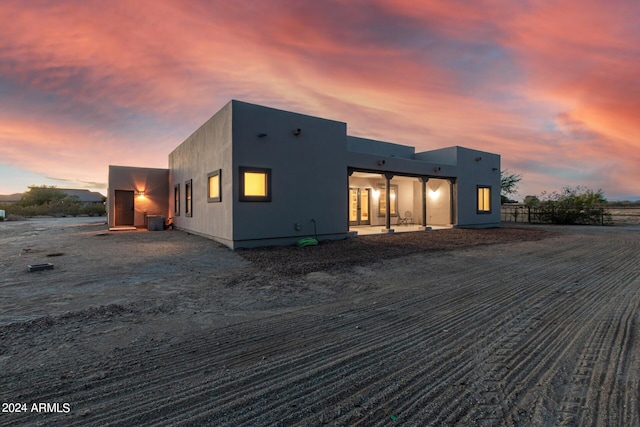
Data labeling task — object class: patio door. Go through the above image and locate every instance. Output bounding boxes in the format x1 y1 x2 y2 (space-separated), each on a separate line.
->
349 188 370 226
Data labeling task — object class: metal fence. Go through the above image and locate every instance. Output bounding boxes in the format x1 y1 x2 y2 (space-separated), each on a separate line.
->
501 204 640 225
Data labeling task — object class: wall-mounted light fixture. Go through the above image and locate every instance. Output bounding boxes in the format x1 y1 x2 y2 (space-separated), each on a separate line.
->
377 160 386 166
429 189 440 200
137 190 146 198
257 133 267 138
433 167 441 172
293 128 301 136
492 167 499 171
475 157 482 162
372 189 380 199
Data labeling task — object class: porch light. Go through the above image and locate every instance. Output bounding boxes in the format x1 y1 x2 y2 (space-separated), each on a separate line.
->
372 189 380 199
429 189 439 200
137 190 146 198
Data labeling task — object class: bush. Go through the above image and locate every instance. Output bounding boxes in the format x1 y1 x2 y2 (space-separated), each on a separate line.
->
81 204 107 216
536 186 611 225
1 186 109 217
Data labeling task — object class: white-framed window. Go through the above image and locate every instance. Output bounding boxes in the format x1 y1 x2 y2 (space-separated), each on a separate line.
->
477 186 491 213
239 167 271 202
185 179 193 217
207 170 221 203
174 184 180 216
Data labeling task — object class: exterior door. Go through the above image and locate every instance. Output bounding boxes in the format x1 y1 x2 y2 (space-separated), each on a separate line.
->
115 190 135 226
349 188 370 226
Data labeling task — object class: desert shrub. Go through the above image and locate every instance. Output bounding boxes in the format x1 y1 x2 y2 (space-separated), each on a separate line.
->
535 186 611 225
5 204 50 217
81 204 107 216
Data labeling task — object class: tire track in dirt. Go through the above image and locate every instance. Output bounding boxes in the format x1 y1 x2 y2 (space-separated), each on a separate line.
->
0 239 596 422
2 228 639 426
171 244 584 424
360 243 634 425
554 271 640 427
5 251 528 424
200 241 632 424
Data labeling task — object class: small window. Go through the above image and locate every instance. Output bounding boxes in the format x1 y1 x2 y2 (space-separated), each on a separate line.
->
378 184 398 217
174 184 180 216
207 170 221 203
239 167 271 202
477 186 491 213
185 179 193 217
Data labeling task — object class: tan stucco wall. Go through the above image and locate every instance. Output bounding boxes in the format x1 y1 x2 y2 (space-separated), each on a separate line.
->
107 166 169 227
454 147 501 227
168 101 234 246
231 101 349 246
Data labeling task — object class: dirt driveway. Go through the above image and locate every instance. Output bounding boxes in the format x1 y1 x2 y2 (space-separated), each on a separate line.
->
1 218 639 426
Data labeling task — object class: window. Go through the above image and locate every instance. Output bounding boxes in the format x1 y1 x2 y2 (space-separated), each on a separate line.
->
477 186 491 213
207 170 221 203
239 167 271 202
174 184 180 216
185 179 192 217
378 184 398 217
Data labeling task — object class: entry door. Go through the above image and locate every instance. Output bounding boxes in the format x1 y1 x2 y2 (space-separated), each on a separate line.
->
349 188 370 226
115 190 135 226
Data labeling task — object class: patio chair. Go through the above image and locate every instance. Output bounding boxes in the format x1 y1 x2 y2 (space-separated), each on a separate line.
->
398 211 414 226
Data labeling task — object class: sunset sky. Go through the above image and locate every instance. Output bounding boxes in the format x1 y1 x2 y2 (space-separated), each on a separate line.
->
1 0 639 200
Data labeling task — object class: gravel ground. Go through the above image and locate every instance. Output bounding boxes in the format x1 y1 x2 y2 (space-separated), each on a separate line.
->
238 226 556 276
1 218 639 426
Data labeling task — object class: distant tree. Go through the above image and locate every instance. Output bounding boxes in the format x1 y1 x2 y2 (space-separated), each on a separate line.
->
501 170 522 203
17 186 86 217
523 195 541 207
19 186 66 206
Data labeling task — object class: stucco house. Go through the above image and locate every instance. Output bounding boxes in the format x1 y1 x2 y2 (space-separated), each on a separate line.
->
108 100 500 248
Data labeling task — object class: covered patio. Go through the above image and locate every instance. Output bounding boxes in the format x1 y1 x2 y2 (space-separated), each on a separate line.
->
348 170 455 234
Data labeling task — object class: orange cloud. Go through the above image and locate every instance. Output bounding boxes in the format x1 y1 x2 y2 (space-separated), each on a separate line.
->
0 0 638 198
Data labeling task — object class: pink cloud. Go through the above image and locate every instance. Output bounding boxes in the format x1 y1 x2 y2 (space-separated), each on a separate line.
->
0 0 638 199
0 115 171 188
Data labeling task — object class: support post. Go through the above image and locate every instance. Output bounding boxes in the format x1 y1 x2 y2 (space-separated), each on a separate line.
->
420 177 429 230
449 178 457 226
384 173 394 233
420 176 429 227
